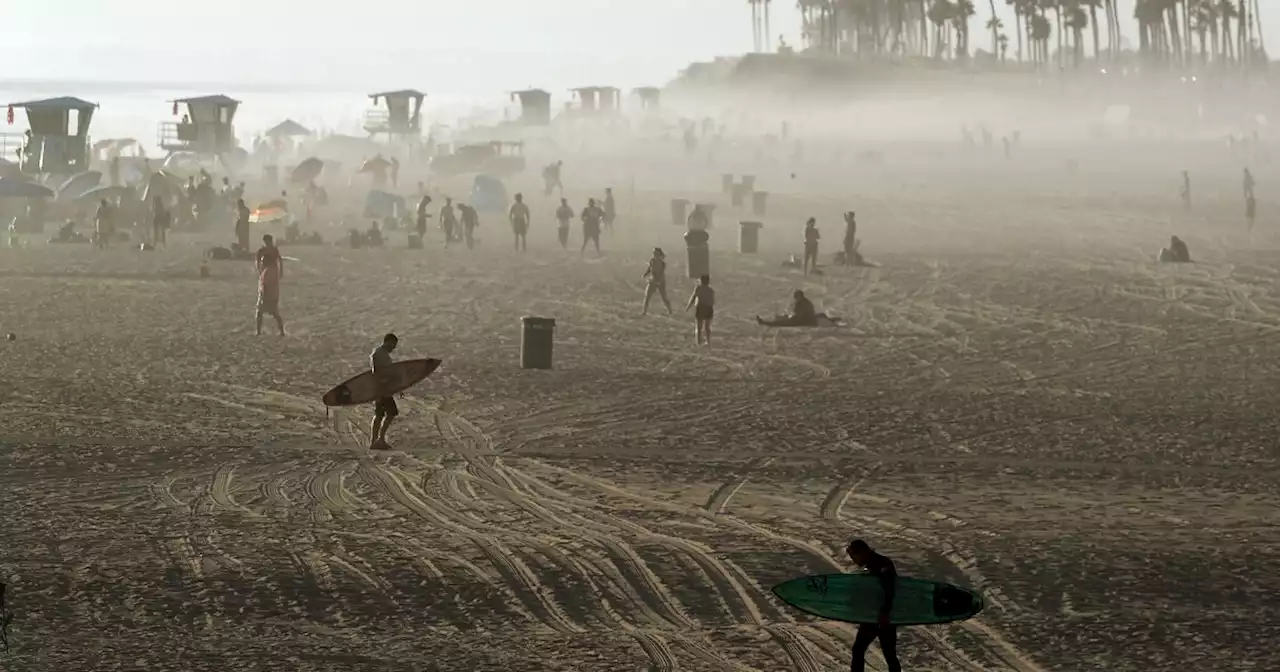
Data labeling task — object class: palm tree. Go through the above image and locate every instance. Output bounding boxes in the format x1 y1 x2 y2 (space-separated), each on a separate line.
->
1218 0 1237 61
999 31 1010 60
1080 0 1103 59
1029 12 1052 63
1065 3 1089 65
928 0 957 58
954 0 977 58
987 13 1005 55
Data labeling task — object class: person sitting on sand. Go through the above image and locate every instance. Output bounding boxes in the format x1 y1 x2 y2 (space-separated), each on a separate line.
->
758 290 818 327
510 193 531 252
369 333 400 451
555 198 573 249
641 248 672 315
366 221 384 248
255 234 286 336
684 274 715 346
1158 235 1192 263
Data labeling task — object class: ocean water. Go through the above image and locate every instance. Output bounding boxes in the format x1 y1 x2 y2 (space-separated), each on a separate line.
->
0 83 505 155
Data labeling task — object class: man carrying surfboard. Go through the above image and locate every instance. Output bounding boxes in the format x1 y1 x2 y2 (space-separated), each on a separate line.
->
369 333 400 450
846 539 901 672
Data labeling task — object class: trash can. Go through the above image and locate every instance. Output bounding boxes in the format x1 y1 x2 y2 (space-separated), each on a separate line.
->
684 229 711 279
670 198 689 226
520 317 556 370
739 221 763 254
752 191 768 216
697 203 717 229
740 175 756 193
721 173 734 194
731 183 749 207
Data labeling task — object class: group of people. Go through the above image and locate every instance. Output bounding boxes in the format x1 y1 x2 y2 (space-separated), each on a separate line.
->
510 189 617 254
415 195 481 249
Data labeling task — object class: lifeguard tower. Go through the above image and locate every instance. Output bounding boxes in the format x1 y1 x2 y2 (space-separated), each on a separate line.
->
364 90 425 142
571 87 623 115
159 95 240 155
510 89 551 125
634 87 661 111
1 96 97 174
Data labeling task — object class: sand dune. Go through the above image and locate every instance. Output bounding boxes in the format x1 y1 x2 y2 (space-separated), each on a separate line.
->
2 143 1279 671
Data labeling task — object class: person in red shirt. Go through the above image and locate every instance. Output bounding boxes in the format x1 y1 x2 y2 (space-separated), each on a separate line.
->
255 234 286 336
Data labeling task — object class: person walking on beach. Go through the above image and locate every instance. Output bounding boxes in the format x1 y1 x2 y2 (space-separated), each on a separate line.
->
1247 194 1257 232
603 187 617 234
415 194 432 241
1179 170 1191 210
845 539 901 672
1243 168 1256 201
684 274 715 346
440 197 458 245
459 204 479 250
641 247 672 315
555 198 573 249
581 197 604 255
509 193 531 252
151 196 170 248
803 217 821 276
369 333 400 450
235 198 251 253
255 234 286 336
542 160 563 196
94 199 114 249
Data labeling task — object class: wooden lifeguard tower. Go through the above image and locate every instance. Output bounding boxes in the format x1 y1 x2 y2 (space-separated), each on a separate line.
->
159 95 240 155
510 89 551 126
2 96 97 174
634 87 661 111
364 90 425 142
570 87 622 115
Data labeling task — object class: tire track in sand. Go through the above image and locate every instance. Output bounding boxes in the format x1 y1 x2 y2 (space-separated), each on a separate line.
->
208 463 257 516
704 457 775 515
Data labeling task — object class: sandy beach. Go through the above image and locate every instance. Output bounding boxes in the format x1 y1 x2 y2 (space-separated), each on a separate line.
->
2 140 1278 671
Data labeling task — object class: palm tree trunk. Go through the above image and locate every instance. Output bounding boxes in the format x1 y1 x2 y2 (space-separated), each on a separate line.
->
1253 0 1267 57
1089 3 1101 59
1015 9 1024 62
764 0 772 52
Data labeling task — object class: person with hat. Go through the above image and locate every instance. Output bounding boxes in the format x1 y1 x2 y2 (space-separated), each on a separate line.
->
641 247 672 315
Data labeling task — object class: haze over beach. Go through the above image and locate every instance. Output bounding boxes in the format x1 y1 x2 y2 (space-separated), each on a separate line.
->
2 0 1280 671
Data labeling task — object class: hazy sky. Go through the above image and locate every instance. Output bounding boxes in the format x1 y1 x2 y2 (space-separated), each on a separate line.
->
1 0 1275 92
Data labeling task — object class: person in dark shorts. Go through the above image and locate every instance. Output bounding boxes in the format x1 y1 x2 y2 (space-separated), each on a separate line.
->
509 193 531 252
581 197 603 255
555 198 573 249
684 274 715 346
757 289 818 327
369 333 399 450
845 539 901 672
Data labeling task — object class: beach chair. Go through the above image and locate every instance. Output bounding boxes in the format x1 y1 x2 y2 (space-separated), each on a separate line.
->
1 581 12 652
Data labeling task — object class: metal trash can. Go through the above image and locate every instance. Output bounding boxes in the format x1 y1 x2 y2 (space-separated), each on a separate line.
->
731 183 749 207
752 191 768 216
721 173 735 194
698 203 717 228
520 317 556 370
740 175 756 192
684 229 711 279
670 198 689 226
739 221 763 254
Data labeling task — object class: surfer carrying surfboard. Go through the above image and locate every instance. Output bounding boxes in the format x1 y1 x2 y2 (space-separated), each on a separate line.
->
846 539 901 672
369 333 400 450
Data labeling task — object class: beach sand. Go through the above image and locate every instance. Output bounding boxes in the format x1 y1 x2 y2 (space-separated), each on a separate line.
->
1 147 1277 671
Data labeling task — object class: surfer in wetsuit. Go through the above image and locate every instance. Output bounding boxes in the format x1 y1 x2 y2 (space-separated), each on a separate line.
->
846 539 901 672
369 333 399 450
255 234 286 336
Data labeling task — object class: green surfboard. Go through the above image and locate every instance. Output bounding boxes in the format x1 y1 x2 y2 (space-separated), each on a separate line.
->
771 574 984 626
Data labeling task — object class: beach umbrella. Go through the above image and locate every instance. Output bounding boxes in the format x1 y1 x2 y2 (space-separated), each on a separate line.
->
290 157 324 184
359 156 392 173
265 119 312 138
56 170 102 201
0 177 53 199
77 185 132 202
